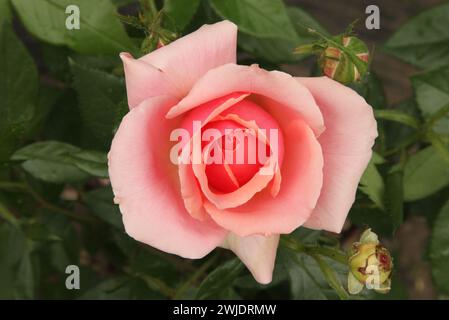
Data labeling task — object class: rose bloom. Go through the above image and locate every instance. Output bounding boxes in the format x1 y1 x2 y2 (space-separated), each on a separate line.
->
108 21 377 284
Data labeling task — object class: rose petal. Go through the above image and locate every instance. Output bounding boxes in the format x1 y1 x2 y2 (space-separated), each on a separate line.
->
194 139 277 210
166 63 325 136
108 96 227 259
120 52 180 109
296 76 378 233
204 119 323 236
221 233 279 284
141 20 237 96
177 93 249 220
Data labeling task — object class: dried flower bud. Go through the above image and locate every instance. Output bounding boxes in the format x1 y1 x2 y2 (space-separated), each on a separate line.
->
347 229 393 295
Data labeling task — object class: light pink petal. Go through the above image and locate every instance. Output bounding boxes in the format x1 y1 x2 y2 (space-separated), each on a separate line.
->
296 77 378 233
166 63 325 136
204 119 324 236
178 162 209 221
108 96 227 259
221 233 279 284
120 52 179 109
140 21 237 96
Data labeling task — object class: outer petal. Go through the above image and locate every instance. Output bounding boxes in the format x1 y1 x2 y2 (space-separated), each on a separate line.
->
221 233 279 284
108 96 227 259
140 21 237 96
296 76 378 233
166 63 325 136
120 52 179 109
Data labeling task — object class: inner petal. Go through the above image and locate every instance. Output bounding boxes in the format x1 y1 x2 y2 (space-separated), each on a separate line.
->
202 120 263 193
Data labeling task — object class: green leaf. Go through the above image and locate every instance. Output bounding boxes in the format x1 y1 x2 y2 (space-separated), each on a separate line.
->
71 61 127 150
430 200 449 294
164 0 200 31
195 258 244 299
0 200 20 227
359 154 385 209
283 252 327 299
12 141 108 183
426 131 449 166
0 23 38 162
280 247 348 300
0 223 34 299
385 167 404 231
238 6 327 64
80 277 132 299
384 99 422 151
42 90 84 146
11 0 136 55
29 85 63 137
209 0 297 41
311 253 349 300
83 186 123 229
403 146 449 201
0 0 12 24
65 150 108 177
384 3 449 69
412 66 449 136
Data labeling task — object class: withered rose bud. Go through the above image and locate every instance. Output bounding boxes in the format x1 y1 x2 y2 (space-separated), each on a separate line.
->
347 229 393 295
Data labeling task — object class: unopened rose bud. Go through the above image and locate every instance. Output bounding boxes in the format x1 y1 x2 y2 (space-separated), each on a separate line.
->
294 29 370 84
319 36 369 84
347 229 393 294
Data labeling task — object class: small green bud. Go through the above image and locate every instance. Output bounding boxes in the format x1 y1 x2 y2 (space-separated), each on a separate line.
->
319 35 369 84
347 229 393 295
294 28 370 84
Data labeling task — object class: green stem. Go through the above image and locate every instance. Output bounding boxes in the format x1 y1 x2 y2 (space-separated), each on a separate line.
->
374 109 421 129
425 103 449 129
310 253 350 300
0 181 95 223
174 253 220 299
0 201 20 227
305 246 348 264
426 130 449 165
281 236 348 264
131 271 177 299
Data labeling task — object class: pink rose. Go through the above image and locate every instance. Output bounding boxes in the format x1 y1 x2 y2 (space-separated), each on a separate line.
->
108 21 377 284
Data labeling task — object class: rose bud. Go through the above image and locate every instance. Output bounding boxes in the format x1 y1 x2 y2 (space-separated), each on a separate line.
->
294 29 370 84
347 229 393 294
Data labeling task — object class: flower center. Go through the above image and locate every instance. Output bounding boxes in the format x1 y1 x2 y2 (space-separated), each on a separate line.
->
200 99 284 193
